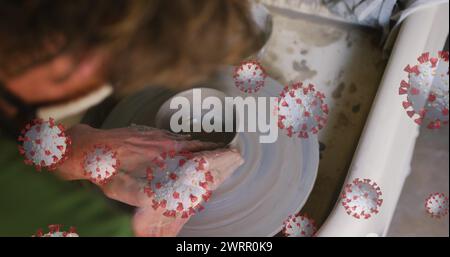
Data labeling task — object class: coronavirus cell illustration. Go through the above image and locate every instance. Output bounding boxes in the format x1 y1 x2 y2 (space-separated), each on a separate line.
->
341 178 383 219
425 192 449 218
82 144 119 184
233 60 267 93
277 82 328 138
18 118 71 171
144 151 214 218
282 214 317 237
33 224 78 237
399 51 449 129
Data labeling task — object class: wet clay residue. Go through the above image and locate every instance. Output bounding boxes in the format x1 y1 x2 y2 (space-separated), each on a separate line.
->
277 16 345 47
349 83 357 94
346 41 353 48
184 130 237 146
319 141 326 160
286 47 294 54
337 70 345 80
319 141 326 151
332 82 345 99
345 32 353 48
335 112 350 127
375 58 388 72
292 60 317 81
267 51 278 62
352 104 361 113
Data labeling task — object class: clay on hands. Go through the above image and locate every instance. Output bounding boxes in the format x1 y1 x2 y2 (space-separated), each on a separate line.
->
100 148 243 237
55 124 242 236
56 124 219 182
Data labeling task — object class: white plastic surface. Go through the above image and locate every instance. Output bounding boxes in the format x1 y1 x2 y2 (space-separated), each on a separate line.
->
317 3 449 237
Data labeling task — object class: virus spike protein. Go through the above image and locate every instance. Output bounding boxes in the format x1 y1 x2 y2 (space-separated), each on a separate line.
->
33 224 79 237
425 192 449 218
282 214 317 237
399 51 449 129
82 144 120 184
233 60 267 93
276 82 328 138
18 118 71 171
144 151 214 218
341 178 383 219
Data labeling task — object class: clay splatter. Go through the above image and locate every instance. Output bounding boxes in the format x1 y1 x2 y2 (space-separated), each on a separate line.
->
319 141 326 159
332 82 345 99
336 112 350 127
267 51 278 62
292 60 317 80
349 83 357 94
346 32 353 48
352 104 361 113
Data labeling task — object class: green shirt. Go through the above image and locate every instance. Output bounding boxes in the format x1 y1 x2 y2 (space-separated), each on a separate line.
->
0 136 133 236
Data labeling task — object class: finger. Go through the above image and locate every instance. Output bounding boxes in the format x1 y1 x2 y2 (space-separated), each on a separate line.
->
125 138 177 152
129 124 191 140
194 148 244 190
125 139 195 157
126 139 221 153
106 126 189 144
132 206 188 237
100 173 151 207
159 130 191 139
141 131 191 141
176 140 223 152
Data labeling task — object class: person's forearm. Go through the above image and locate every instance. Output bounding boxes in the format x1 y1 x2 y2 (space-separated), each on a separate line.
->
46 123 243 237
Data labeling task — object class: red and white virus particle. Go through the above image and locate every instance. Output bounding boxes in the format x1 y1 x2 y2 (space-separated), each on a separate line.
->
282 214 317 237
399 51 449 129
18 118 71 171
425 192 449 218
82 144 119 184
341 178 383 219
144 151 214 218
276 82 328 138
33 224 79 237
233 60 267 93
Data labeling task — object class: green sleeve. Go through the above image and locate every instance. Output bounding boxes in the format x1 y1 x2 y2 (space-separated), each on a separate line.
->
0 137 134 237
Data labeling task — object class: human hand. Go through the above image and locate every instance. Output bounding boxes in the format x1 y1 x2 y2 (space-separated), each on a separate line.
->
105 148 244 237
56 124 244 236
56 123 219 182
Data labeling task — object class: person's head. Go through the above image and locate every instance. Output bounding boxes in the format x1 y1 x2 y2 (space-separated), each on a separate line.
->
0 0 265 106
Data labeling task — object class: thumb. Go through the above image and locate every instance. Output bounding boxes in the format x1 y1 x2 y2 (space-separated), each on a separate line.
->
194 148 244 190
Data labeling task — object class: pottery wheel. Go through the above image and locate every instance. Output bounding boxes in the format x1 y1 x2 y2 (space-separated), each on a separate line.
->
101 69 319 236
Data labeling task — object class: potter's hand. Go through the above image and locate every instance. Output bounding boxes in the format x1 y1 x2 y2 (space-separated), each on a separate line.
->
56 124 243 236
56 124 219 182
100 148 244 237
